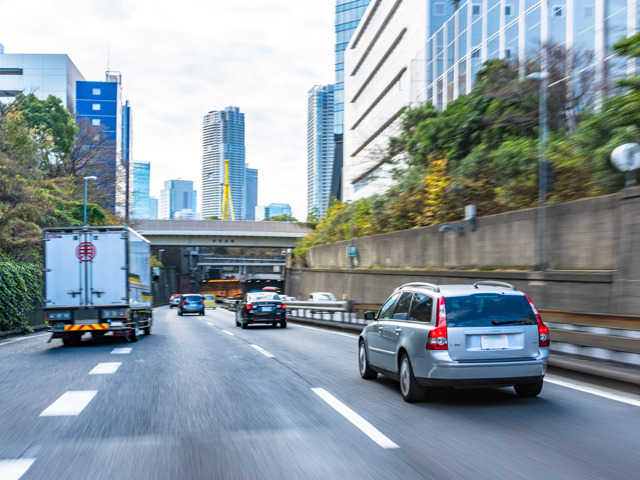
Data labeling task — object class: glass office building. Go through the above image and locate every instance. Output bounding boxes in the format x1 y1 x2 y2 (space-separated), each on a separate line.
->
0 49 84 113
149 197 159 219
244 167 258 221
202 107 247 219
131 162 151 219
416 0 639 110
307 85 335 218
266 203 293 218
334 0 371 201
159 180 196 219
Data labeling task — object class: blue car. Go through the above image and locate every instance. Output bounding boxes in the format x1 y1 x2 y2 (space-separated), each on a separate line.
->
178 294 205 316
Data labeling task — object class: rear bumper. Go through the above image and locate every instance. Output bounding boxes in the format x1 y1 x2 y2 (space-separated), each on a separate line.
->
415 349 548 385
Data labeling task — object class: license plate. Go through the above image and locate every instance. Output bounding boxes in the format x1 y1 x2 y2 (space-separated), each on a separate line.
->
481 334 509 350
261 306 274 312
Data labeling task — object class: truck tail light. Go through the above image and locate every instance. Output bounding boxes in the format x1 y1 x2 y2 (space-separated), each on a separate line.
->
428 297 448 350
526 295 550 347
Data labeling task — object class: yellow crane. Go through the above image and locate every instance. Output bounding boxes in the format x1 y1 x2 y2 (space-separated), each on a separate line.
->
222 159 235 221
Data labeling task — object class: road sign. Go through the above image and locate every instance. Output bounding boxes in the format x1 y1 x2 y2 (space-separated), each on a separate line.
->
611 143 640 172
76 242 96 262
347 245 358 259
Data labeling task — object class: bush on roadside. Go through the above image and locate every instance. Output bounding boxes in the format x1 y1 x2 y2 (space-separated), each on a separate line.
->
0 258 42 331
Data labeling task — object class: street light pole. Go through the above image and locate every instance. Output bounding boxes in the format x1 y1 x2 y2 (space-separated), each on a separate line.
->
527 71 549 271
83 176 97 225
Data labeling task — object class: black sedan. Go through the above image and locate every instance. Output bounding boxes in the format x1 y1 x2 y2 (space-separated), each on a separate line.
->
235 292 287 329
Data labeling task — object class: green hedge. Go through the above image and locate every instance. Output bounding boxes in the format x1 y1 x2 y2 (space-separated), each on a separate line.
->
0 261 41 331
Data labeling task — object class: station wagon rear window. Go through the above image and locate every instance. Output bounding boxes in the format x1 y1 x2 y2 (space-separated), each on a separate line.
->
444 294 537 327
184 296 202 303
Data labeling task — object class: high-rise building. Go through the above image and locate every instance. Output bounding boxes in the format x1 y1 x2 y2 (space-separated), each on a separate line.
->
202 106 246 219
333 0 371 202
159 180 196 219
0 46 85 112
76 72 125 213
244 167 258 221
131 162 150 219
307 84 335 218
343 0 640 201
256 203 294 220
149 197 159 219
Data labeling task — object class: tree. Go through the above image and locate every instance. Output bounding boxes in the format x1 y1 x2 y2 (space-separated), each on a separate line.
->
264 214 298 222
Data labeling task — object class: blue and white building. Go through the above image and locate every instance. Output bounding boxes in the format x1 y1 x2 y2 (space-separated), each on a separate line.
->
202 106 247 219
0 44 85 112
149 197 159 220
256 203 293 220
131 162 151 219
159 180 197 219
307 84 336 218
334 1 371 201
343 0 640 201
244 167 258 221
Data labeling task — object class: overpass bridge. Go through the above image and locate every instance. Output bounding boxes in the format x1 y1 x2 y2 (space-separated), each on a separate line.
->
131 219 309 248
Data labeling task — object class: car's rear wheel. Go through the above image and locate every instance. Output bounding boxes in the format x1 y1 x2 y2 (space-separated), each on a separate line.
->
358 341 377 380
280 320 287 328
128 327 138 343
399 354 425 402
514 379 543 398
241 322 247 329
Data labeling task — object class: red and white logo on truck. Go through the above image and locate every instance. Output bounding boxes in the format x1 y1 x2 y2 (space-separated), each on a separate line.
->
76 242 96 262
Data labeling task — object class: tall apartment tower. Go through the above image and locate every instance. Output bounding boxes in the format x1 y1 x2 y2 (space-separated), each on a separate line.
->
202 107 246 219
307 84 335 218
333 0 371 202
159 180 196 219
244 167 258 221
131 162 151 219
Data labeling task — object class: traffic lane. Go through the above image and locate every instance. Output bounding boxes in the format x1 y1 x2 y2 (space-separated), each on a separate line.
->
205 309 640 479
24 306 421 480
0 329 136 460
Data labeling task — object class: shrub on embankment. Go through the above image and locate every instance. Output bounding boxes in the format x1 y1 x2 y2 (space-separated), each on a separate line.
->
0 259 42 331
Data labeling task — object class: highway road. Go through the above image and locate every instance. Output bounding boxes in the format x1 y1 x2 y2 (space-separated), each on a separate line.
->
1 306 640 479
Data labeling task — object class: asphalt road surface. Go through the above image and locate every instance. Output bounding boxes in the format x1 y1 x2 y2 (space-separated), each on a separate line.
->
1 306 639 480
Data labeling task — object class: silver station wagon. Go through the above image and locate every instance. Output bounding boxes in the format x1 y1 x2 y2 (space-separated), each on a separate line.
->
358 281 550 402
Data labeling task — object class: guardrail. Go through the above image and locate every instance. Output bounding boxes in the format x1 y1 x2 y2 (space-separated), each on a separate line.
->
285 301 640 386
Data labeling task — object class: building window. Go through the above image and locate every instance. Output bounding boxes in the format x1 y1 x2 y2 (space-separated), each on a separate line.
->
434 2 445 16
92 103 101 111
584 6 593 17
552 5 563 17
92 88 101 95
472 4 481 15
471 48 480 58
91 118 101 126
505 48 511 58
504 4 512 16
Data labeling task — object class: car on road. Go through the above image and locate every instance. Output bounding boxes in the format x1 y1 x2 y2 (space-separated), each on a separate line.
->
203 295 216 309
358 281 550 402
169 294 182 308
309 292 336 302
235 291 287 329
178 294 205 316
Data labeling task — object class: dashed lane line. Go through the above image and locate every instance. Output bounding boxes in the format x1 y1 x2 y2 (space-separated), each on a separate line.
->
545 375 640 408
291 323 358 339
312 388 399 449
250 344 275 358
111 347 132 355
40 391 98 416
89 362 122 375
0 458 36 480
222 330 234 336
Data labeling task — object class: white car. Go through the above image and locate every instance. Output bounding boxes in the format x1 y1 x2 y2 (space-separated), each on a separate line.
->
309 292 336 302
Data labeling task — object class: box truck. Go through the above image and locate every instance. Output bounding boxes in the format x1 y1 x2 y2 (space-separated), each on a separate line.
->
43 226 153 346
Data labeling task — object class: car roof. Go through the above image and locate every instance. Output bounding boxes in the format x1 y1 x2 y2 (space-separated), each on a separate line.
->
396 283 524 296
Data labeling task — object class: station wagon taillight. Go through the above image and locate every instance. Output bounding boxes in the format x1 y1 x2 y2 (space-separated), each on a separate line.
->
279 304 286 309
427 297 448 350
246 304 253 310
526 295 550 347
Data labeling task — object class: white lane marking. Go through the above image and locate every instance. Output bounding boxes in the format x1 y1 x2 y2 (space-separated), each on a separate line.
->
545 375 640 408
0 458 36 480
207 322 215 326
0 333 49 347
222 330 234 336
89 362 122 375
40 391 98 416
312 388 399 449
250 344 274 358
111 347 132 355
292 323 357 339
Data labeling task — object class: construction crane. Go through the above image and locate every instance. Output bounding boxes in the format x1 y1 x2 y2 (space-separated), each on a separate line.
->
222 159 235 221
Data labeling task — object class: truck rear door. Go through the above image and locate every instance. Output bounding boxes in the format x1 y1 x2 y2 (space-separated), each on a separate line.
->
45 231 84 306
88 230 127 305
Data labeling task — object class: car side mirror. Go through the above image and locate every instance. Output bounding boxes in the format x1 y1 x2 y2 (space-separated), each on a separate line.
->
363 311 377 321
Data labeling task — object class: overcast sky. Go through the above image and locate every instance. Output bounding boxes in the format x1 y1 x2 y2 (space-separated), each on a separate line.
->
2 0 335 219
